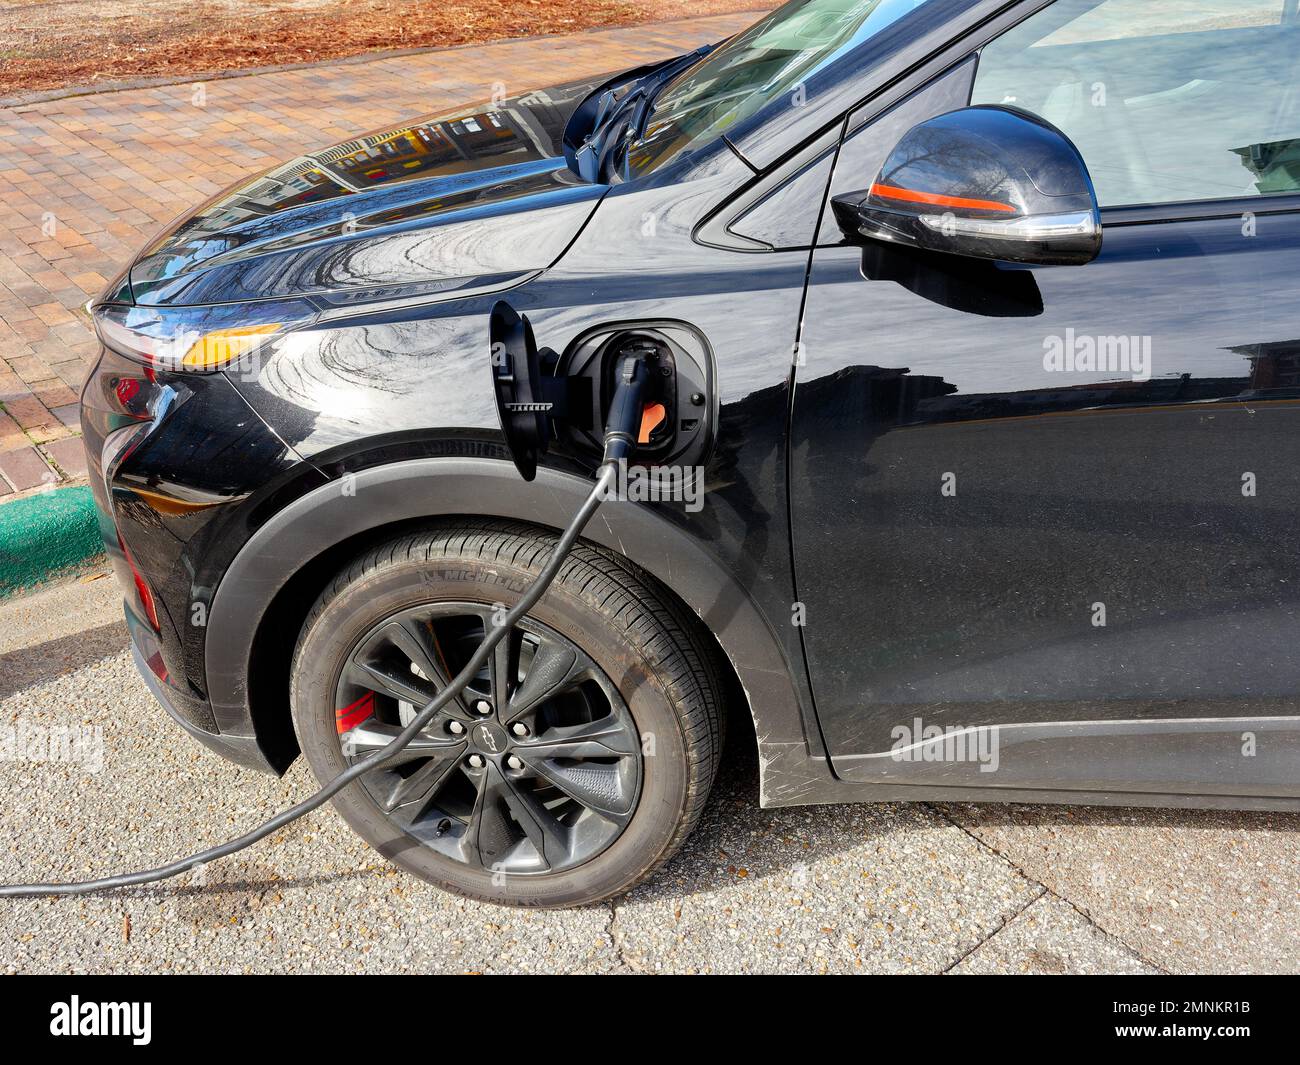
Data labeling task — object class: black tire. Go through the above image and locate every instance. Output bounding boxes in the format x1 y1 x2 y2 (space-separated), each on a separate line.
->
290 521 725 907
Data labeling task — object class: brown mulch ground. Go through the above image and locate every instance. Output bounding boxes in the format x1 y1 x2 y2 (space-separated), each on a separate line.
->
0 0 769 98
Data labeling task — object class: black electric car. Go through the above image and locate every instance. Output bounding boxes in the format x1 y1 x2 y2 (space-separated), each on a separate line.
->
82 0 1300 906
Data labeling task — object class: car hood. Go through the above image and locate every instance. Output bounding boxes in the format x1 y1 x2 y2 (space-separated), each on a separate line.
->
127 79 608 307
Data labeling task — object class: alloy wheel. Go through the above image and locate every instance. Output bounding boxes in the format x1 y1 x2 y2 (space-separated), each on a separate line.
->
333 602 642 876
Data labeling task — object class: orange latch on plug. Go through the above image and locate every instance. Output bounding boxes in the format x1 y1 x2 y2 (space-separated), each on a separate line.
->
638 403 666 445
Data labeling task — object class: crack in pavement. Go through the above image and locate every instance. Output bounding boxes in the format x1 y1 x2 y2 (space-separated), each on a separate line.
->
923 802 1169 974
941 883 1047 974
606 893 641 973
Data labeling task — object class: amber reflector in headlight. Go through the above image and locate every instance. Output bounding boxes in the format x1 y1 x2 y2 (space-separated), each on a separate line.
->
91 299 317 373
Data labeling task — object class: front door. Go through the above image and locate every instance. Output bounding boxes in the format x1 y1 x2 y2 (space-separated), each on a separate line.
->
791 0 1300 798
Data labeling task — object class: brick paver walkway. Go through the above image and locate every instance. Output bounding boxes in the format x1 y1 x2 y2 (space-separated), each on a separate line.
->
0 13 757 496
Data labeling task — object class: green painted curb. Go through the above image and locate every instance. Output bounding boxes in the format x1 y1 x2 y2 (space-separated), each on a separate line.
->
0 486 105 597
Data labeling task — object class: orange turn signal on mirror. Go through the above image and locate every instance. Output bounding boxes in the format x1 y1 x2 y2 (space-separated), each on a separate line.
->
180 323 284 370
869 182 1016 215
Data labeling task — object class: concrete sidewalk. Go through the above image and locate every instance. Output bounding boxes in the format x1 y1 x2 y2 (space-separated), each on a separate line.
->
0 12 758 497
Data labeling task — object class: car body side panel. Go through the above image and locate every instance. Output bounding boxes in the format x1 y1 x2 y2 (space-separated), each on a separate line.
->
201 461 1300 812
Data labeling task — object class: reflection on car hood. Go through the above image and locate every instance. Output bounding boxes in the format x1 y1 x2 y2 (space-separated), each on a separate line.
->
128 79 607 307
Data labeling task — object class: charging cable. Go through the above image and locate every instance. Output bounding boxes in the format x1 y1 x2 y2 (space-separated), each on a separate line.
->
0 355 650 898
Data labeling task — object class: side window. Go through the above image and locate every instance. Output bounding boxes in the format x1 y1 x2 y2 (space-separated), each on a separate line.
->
728 146 838 249
971 0 1300 208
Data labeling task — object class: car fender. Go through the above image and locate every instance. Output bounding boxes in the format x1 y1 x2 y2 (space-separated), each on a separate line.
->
203 457 830 806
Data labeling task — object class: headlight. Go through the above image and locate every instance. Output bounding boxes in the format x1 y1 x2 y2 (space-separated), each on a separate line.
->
91 299 318 372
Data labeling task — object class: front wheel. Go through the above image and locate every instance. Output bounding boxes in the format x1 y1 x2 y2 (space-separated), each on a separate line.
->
290 522 725 907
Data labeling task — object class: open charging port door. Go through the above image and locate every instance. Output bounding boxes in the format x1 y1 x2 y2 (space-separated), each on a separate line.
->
490 302 715 481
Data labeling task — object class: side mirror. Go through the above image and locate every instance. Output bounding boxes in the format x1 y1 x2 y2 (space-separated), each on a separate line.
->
831 105 1101 266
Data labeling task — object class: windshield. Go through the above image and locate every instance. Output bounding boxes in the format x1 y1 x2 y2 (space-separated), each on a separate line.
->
627 0 934 174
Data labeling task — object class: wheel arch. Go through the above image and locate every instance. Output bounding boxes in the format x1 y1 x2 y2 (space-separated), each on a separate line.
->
204 458 826 803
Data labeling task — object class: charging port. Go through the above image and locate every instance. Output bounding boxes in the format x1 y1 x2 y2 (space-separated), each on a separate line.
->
601 334 676 456
554 319 715 474
490 302 715 480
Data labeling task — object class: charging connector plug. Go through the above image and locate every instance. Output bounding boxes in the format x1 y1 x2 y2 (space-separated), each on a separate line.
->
601 354 650 466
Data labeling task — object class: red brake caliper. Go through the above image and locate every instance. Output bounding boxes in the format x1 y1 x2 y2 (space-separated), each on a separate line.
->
335 691 375 735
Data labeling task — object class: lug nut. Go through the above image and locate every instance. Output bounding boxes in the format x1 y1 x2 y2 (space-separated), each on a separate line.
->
473 699 492 715
467 754 485 768
511 722 528 737
507 755 524 770
448 721 465 735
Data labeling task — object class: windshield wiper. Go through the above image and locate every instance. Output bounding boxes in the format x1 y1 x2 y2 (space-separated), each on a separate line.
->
573 84 648 182
571 45 713 183
602 73 685 182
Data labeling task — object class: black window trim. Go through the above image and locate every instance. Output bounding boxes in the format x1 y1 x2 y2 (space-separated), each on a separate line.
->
1102 194 1300 228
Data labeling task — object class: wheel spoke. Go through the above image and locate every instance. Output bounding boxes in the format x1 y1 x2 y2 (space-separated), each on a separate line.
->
469 788 515 871
518 716 641 759
504 640 582 724
342 720 459 768
488 626 520 715
468 764 569 871
382 743 467 814
520 754 635 821
348 659 435 707
492 766 570 868
514 716 639 821
378 619 476 721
